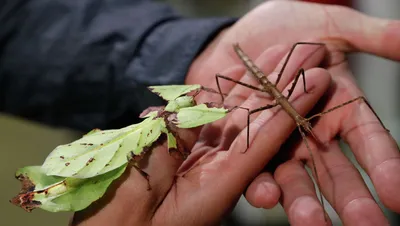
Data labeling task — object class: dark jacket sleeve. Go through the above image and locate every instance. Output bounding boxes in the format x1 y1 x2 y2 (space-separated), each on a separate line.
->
0 0 236 131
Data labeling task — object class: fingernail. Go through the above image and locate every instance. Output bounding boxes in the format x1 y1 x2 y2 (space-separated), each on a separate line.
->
342 198 389 226
254 181 271 198
289 196 326 225
253 181 280 209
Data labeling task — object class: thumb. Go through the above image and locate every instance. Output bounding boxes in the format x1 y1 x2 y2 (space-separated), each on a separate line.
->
317 4 400 61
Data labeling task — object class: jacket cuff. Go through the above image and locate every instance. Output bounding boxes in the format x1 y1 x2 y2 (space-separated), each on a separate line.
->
129 17 237 85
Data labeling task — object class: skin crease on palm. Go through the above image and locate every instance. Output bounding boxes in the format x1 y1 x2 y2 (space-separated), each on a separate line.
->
71 1 400 226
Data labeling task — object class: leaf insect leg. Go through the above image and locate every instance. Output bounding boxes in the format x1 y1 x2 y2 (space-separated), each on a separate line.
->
128 153 152 190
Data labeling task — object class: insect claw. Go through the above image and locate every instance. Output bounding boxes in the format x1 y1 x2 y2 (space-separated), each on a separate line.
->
308 127 318 142
239 140 250 154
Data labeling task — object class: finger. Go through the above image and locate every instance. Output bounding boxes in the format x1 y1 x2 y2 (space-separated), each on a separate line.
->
231 67 330 155
287 64 393 224
242 42 327 209
310 140 389 226
228 68 331 209
244 172 280 209
319 64 400 213
225 44 288 105
268 41 326 92
288 127 388 226
343 101 400 213
221 44 327 147
240 67 329 213
226 42 325 107
196 42 326 150
228 68 331 200
315 3 400 61
274 160 330 226
183 44 325 171
307 63 400 212
258 1 400 61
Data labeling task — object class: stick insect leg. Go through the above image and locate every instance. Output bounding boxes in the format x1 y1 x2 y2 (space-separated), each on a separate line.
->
297 127 328 222
226 106 251 150
234 103 279 152
215 73 265 102
215 73 280 151
306 96 389 131
275 42 325 87
286 68 307 99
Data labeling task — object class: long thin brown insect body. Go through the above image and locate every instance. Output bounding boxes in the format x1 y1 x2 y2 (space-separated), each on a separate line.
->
233 44 308 127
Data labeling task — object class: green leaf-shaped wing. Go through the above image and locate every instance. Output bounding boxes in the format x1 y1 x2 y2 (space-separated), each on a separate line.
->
148 84 201 101
10 165 126 212
41 116 166 178
174 104 229 128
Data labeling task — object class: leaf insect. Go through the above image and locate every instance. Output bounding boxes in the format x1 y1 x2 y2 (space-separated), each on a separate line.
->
215 43 388 222
40 84 231 179
11 84 235 212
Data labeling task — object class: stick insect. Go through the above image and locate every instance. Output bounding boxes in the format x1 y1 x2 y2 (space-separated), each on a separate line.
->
215 42 387 221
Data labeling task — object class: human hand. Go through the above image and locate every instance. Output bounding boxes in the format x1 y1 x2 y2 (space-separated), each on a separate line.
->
186 0 400 225
70 45 332 225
